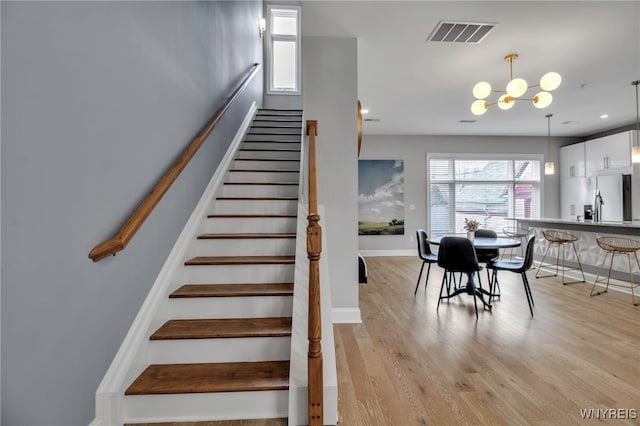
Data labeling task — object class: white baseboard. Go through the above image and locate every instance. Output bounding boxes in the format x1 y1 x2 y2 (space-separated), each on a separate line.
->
332 308 362 324
359 249 415 257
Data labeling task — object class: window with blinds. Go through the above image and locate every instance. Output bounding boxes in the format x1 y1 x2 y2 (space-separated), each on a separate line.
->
428 157 541 235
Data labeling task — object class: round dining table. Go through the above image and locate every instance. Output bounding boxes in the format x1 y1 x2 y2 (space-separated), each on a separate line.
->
426 235 521 313
427 236 521 250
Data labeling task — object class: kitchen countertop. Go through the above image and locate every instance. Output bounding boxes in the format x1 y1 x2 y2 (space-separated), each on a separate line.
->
518 218 640 234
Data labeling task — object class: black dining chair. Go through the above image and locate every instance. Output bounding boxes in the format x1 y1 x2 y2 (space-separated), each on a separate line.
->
414 229 438 294
474 229 500 262
474 229 501 296
486 235 536 316
436 236 491 318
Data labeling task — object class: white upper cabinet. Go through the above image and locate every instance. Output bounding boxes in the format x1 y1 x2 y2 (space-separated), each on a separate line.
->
560 142 585 178
585 131 632 176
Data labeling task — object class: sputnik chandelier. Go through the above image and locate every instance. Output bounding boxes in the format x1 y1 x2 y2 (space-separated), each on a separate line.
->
471 53 561 116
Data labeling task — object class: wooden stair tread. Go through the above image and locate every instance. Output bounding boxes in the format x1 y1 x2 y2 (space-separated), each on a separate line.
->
125 360 290 395
251 125 301 128
223 182 298 186
255 114 302 117
243 142 300 144
207 214 296 218
216 196 298 201
254 118 302 122
198 233 296 239
246 132 300 136
170 283 294 298
235 158 300 161
185 256 295 266
229 169 299 173
150 317 292 340
239 148 300 152
125 419 288 426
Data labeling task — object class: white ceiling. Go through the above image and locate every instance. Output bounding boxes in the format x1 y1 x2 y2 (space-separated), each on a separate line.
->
301 1 640 137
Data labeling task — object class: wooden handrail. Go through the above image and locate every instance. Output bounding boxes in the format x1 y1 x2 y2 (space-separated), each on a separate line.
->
88 63 261 262
306 120 323 425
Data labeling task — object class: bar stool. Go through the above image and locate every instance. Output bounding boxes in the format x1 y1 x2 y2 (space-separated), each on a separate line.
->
502 218 530 260
590 237 640 306
535 230 585 285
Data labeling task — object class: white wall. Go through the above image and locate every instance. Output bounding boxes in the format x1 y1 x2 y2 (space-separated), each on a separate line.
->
1 2 262 424
302 36 360 321
358 134 569 251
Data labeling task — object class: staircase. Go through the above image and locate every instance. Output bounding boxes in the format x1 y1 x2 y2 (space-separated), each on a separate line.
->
122 109 304 424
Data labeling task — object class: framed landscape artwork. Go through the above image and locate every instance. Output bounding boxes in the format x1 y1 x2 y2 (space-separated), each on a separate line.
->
358 159 405 235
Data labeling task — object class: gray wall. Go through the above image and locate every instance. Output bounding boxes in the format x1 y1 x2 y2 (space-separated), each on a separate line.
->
1 1 263 425
358 134 569 251
302 36 359 315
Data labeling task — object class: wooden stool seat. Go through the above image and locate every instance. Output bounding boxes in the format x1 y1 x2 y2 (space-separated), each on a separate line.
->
590 237 640 305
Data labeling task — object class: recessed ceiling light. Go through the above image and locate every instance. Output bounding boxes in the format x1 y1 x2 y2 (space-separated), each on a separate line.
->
601 114 609 119
361 109 369 114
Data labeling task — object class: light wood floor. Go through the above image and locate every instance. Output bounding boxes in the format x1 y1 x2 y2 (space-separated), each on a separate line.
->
333 256 640 425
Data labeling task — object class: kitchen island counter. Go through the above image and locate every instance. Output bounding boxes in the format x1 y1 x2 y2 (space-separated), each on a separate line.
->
518 218 640 283
519 218 640 236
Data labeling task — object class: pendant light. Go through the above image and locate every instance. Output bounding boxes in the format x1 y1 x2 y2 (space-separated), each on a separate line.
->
544 113 555 175
471 53 561 115
632 80 640 163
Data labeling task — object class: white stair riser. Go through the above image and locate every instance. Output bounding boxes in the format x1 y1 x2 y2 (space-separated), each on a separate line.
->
124 390 288 423
247 128 301 136
244 137 300 145
193 238 296 256
252 125 301 130
184 264 295 284
148 337 291 364
168 296 293 319
204 217 297 234
221 184 298 197
233 160 300 170
212 199 298 215
255 111 302 116
236 150 300 160
228 171 299 183
242 142 301 150
253 116 302 122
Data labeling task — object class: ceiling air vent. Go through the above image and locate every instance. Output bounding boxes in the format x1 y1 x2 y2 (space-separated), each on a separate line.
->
427 21 496 44
364 118 381 122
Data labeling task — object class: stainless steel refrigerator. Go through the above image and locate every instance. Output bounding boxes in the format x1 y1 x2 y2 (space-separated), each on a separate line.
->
587 174 632 222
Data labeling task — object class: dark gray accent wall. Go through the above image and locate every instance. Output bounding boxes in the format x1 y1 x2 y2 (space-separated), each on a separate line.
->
1 1 262 424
